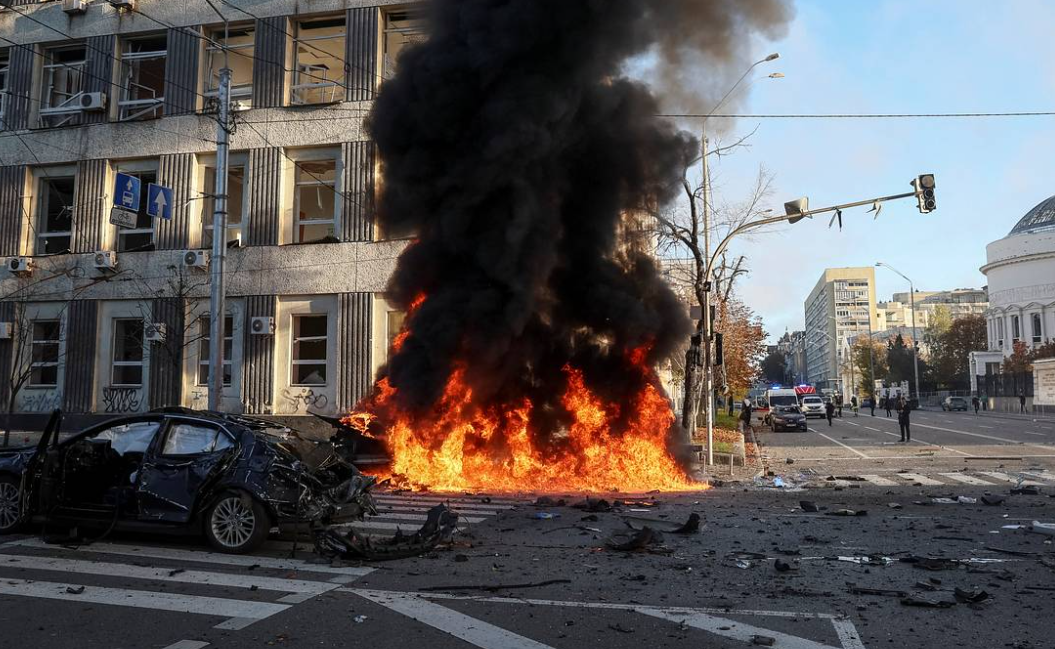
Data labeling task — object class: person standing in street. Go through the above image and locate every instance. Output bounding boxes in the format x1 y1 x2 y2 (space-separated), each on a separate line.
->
739 398 753 435
869 395 876 417
835 394 843 418
1020 393 1028 414
897 396 911 442
884 396 893 418
825 400 835 427
851 395 859 417
972 395 980 415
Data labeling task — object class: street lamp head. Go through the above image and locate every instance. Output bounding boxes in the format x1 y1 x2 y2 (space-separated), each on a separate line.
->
768 72 785 79
764 53 780 61
875 262 884 267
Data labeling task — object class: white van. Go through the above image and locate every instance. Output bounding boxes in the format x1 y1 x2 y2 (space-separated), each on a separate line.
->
763 389 800 425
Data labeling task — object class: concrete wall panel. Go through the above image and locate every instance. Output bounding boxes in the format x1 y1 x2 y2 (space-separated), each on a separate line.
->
345 6 379 102
63 300 98 413
337 292 372 411
341 141 375 242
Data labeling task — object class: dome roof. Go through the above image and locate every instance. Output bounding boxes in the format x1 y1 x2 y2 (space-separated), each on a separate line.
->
1009 195 1055 235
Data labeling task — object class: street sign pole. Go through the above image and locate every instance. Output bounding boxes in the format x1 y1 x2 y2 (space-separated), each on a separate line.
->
208 66 231 412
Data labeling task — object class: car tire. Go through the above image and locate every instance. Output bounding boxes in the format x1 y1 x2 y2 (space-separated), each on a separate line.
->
204 491 270 554
0 475 24 534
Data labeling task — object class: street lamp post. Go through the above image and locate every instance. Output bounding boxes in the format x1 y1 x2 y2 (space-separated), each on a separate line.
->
876 262 921 403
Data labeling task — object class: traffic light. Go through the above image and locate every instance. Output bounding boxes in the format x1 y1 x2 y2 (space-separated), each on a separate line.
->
912 174 936 213
714 333 724 367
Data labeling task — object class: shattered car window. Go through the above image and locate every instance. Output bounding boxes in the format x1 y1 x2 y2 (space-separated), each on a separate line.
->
92 422 161 456
161 424 234 456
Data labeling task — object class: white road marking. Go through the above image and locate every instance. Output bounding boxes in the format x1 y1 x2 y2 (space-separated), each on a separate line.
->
855 426 973 456
365 512 487 524
375 506 500 516
373 495 521 507
372 499 517 511
912 422 1055 450
938 473 996 486
977 471 1045 486
810 429 871 459
0 578 288 629
5 538 373 578
1022 470 1055 482
978 425 994 429
0 554 339 597
842 421 861 427
859 475 899 486
162 642 209 649
896 473 944 486
640 608 844 649
347 519 483 532
863 426 882 432
353 589 557 649
1021 431 1048 436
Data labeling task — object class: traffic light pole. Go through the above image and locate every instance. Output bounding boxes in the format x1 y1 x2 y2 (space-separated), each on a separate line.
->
208 66 231 412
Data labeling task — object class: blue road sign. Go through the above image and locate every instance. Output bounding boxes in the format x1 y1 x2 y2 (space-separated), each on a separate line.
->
114 173 141 212
147 183 174 220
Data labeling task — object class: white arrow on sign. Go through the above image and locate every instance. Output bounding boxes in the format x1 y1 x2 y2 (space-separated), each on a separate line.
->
153 190 167 214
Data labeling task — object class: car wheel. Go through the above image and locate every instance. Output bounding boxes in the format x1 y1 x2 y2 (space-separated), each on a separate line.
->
0 475 23 534
204 492 270 554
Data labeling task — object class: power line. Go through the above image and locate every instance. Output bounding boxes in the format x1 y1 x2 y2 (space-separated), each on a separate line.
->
659 111 1055 119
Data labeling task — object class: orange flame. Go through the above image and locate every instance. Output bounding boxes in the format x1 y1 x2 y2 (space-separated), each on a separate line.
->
349 346 705 494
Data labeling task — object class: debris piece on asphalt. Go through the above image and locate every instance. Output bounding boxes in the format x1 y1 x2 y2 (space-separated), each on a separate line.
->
735 560 754 569
915 581 938 591
418 579 572 593
168 568 185 576
354 615 368 623
826 509 867 517
623 513 701 534
534 497 566 507
65 586 85 595
931 496 977 504
887 502 903 510
772 477 787 488
774 559 797 572
1010 486 1041 496
454 554 469 562
981 494 1006 506
751 635 776 646
671 513 702 534
1029 521 1055 537
533 512 560 520
848 585 907 597
834 555 893 566
984 546 1042 557
954 588 991 604
580 514 599 522
900 595 956 608
904 557 962 571
314 503 459 561
608 623 634 634
606 527 660 552
799 500 819 513
572 498 611 513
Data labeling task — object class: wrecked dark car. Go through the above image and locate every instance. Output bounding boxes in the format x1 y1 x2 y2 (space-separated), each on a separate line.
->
0 409 376 554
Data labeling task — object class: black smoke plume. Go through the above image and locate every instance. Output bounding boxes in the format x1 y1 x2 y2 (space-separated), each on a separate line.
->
366 0 792 450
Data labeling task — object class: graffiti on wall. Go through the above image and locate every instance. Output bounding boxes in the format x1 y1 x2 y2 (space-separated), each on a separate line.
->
103 387 142 413
279 388 329 413
18 390 62 413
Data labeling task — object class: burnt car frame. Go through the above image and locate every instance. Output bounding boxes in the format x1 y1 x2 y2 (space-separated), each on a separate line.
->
0 409 376 554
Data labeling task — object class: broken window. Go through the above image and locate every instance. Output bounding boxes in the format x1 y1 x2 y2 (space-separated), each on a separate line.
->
0 50 8 128
201 162 246 247
115 167 157 252
161 423 233 456
291 314 327 386
204 27 255 107
386 310 406 351
383 10 426 80
119 34 167 121
39 45 87 128
35 175 75 254
91 421 160 456
293 159 338 243
111 319 145 386
197 315 233 386
292 17 346 105
30 320 61 387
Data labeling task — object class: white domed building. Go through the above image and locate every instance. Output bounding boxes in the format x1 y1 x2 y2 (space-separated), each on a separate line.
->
970 196 1055 412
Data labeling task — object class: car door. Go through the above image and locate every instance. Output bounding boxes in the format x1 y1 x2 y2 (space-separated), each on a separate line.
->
135 418 239 523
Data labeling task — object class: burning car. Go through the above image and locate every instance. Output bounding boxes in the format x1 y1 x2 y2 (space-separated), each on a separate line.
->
0 409 377 554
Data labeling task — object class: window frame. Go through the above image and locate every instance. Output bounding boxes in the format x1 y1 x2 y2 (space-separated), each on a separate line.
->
382 9 426 80
118 33 168 122
0 49 8 128
196 314 234 387
158 420 235 458
291 16 347 105
1011 314 1021 342
39 44 88 128
290 314 328 387
198 152 248 247
34 172 75 255
203 26 255 105
291 155 341 244
1031 312 1043 345
29 319 61 388
111 318 145 387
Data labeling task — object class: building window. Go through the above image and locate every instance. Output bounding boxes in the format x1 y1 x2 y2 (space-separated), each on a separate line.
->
291 315 327 386
383 10 426 80
115 168 156 252
29 320 61 387
1011 315 1020 342
39 45 87 128
35 175 75 255
0 50 8 128
292 17 346 105
196 316 233 386
386 310 406 351
293 159 338 243
201 163 246 247
204 27 255 106
111 319 145 386
1032 313 1043 345
119 34 167 121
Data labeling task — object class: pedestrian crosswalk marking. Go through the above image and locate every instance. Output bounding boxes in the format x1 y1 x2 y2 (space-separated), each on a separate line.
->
859 475 899 486
0 578 290 630
372 497 518 510
373 495 523 506
938 473 995 485
895 473 945 485
977 471 1046 486
363 512 488 524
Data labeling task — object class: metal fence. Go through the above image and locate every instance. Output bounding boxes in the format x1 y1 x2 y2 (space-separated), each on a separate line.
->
980 372 1033 398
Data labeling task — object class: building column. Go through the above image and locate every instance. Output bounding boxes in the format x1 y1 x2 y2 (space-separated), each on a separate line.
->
72 160 109 253
337 292 373 411
0 166 26 257
63 301 99 413
246 148 283 246
148 298 185 409
345 6 380 102
241 295 276 414
156 153 195 250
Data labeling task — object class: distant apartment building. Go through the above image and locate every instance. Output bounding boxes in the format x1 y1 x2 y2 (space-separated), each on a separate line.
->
803 267 877 395
873 288 989 346
0 0 424 429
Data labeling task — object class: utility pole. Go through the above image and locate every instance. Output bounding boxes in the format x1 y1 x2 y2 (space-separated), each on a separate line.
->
208 65 231 411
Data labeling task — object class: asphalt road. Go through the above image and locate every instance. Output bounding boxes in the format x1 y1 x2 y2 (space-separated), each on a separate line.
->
1 413 1053 649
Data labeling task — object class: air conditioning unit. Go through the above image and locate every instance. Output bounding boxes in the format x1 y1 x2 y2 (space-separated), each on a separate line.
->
183 250 209 269
145 322 167 343
108 0 137 9
63 0 88 15
79 92 107 112
7 257 31 275
0 323 12 340
230 100 251 112
250 316 275 335
93 250 118 270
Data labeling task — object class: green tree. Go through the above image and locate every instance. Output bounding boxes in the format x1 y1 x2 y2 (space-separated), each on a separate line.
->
852 338 888 398
927 314 987 389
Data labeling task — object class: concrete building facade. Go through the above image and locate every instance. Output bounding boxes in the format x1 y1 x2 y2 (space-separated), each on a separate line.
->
803 267 877 396
0 0 421 429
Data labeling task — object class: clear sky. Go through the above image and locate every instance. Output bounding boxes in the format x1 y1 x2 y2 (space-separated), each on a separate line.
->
690 0 1055 342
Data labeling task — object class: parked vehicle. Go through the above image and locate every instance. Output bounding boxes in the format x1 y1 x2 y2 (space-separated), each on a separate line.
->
861 398 874 409
799 395 825 419
770 406 808 432
763 389 800 425
0 409 377 554
942 396 969 412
